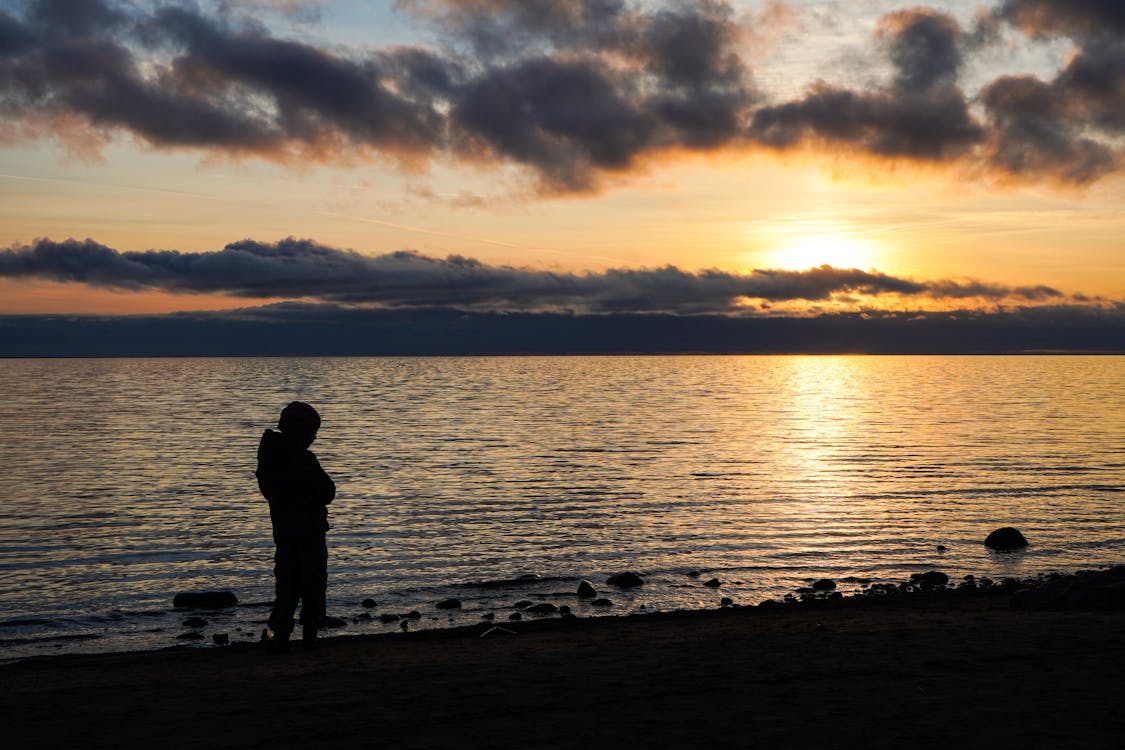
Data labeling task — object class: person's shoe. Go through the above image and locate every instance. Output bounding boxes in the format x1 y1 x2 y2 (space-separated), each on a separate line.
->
261 628 289 654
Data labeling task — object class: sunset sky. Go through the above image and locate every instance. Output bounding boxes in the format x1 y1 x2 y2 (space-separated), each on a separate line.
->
0 0 1123 337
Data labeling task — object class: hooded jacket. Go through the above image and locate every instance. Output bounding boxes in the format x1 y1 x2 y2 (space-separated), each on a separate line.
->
256 429 335 541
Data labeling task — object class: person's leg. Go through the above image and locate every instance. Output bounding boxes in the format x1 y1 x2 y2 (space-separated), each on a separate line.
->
298 534 328 647
267 539 299 649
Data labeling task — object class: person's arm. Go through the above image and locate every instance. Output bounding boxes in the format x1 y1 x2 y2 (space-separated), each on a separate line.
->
300 452 336 506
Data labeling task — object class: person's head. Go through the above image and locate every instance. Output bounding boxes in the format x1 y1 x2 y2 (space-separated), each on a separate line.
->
278 401 321 447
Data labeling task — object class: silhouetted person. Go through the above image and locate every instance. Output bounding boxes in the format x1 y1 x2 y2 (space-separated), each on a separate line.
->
256 401 335 652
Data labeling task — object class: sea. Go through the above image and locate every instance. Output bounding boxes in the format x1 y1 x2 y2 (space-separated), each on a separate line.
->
1 355 1122 660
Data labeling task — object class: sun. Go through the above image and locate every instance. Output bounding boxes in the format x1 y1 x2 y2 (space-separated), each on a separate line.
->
767 234 879 271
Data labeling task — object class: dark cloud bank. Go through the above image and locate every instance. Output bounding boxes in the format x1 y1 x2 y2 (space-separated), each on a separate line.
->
1 237 1121 356
2 0 1125 189
0 236 1073 312
2 303 1121 356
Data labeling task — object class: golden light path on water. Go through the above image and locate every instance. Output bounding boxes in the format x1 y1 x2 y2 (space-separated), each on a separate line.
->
0 355 1122 658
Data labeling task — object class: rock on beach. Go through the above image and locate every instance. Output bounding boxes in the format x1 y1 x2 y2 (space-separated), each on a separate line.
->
1012 567 1125 611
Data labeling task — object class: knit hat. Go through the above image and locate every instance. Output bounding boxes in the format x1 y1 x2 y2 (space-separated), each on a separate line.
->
278 401 321 434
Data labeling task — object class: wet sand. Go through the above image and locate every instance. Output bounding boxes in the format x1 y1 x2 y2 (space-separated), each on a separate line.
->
3 590 1124 749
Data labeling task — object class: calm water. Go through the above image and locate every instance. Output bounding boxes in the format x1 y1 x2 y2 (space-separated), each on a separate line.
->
1 355 1122 659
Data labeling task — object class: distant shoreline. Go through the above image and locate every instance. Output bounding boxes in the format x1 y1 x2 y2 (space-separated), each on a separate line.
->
3 306 1122 357
2 350 1123 359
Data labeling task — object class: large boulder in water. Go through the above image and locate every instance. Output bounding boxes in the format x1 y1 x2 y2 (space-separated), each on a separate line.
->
173 591 238 609
985 527 1028 551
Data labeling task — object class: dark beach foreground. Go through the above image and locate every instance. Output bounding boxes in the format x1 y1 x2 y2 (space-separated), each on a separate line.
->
3 577 1125 750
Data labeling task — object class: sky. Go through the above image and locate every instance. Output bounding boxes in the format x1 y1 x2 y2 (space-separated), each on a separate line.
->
0 0 1123 352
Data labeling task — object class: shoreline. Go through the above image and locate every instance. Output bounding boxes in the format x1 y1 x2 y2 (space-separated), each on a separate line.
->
0 565 1118 661
5 571 1124 748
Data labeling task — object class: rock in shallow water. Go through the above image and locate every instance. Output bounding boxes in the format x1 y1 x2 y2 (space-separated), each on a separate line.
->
577 580 598 598
985 527 1028 550
607 571 644 588
435 598 462 610
812 579 836 591
182 616 208 628
173 591 238 609
703 578 722 588
911 571 950 586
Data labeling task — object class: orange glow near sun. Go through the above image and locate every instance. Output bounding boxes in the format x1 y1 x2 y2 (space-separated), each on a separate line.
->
767 233 881 271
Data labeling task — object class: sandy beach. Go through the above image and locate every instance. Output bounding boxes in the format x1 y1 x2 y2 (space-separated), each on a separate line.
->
4 583 1124 749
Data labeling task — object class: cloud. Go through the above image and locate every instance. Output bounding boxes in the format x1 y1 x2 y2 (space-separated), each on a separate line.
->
1 1 1124 190
0 236 1078 313
0 0 755 191
749 9 984 162
977 0 1125 182
997 0 1125 39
